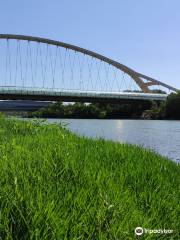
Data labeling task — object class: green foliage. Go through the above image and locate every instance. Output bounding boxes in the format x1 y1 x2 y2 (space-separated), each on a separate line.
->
151 89 167 94
142 102 166 120
165 91 180 119
0 117 179 239
141 92 180 120
29 101 151 119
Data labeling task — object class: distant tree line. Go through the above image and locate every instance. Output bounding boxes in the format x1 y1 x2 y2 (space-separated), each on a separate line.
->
28 92 180 120
29 101 151 119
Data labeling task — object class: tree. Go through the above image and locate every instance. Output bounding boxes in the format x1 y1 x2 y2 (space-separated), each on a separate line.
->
165 92 180 119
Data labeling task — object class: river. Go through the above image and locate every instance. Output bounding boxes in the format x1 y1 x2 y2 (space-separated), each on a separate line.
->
45 119 180 163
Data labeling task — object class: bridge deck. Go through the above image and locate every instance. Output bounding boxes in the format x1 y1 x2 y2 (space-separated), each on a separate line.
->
0 87 167 102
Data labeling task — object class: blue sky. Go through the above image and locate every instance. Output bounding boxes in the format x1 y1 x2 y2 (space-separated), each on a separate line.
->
0 0 180 88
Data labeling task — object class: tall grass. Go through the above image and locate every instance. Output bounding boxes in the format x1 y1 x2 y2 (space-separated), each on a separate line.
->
0 115 179 239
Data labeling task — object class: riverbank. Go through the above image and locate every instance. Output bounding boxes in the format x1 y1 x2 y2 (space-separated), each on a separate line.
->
0 116 179 239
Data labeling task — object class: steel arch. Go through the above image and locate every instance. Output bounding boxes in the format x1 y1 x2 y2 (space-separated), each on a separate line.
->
0 34 178 93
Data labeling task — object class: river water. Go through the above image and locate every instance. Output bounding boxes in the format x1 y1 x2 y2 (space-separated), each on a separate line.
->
47 119 180 163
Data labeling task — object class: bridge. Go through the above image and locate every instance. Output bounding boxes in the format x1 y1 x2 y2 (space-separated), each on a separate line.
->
0 34 178 103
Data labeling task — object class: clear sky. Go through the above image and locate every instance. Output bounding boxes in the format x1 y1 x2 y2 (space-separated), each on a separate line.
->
0 0 180 88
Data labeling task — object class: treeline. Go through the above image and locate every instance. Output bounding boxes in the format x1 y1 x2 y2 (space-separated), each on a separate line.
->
28 92 180 120
144 91 180 120
29 101 151 119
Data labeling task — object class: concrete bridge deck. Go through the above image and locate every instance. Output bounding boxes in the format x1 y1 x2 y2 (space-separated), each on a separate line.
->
0 87 167 103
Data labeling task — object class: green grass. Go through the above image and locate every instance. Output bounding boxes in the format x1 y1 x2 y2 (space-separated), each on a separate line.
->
0 115 179 239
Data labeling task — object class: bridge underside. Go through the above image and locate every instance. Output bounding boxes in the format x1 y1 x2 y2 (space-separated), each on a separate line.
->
0 94 153 104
